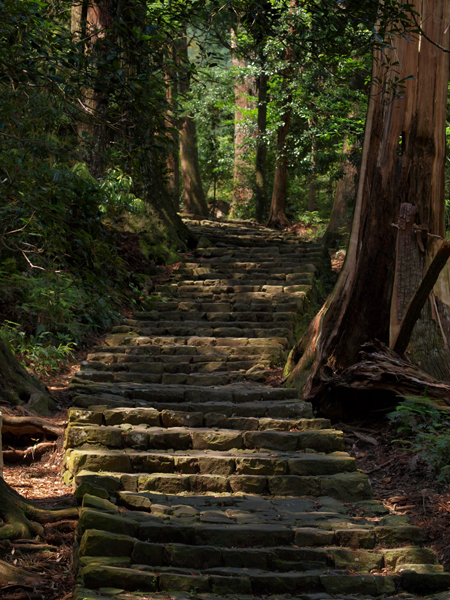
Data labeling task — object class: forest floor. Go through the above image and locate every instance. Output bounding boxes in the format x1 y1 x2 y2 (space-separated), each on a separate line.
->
3 357 450 600
3 244 450 598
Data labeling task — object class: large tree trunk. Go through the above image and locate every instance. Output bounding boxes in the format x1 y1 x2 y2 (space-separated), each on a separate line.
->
266 0 296 228
72 0 114 177
255 66 268 223
178 35 208 217
0 341 53 415
287 0 450 417
230 28 255 217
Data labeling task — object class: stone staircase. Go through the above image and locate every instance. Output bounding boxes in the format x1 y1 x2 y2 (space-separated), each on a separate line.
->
64 218 450 600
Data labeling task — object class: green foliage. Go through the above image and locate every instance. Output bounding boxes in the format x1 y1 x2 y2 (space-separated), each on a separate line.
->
388 398 450 482
0 321 75 377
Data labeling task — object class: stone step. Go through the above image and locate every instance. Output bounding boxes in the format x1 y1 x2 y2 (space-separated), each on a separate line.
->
66 219 449 600
80 358 272 376
71 396 314 421
66 450 358 485
68 465 367 500
154 284 312 298
97 334 290 350
88 343 284 359
65 423 345 453
68 407 329 432
132 310 297 322
85 351 280 366
111 322 293 338
69 381 304 403
73 370 273 387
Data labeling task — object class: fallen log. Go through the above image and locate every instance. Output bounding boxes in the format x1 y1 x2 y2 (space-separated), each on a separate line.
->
313 340 450 416
3 442 57 464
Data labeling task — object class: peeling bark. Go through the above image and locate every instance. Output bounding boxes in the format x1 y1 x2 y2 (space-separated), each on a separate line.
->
230 27 255 217
287 0 450 416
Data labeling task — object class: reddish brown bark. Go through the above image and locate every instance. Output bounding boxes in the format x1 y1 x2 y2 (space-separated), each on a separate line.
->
266 0 296 228
288 0 450 415
230 28 255 217
255 68 268 223
165 43 180 212
178 35 208 217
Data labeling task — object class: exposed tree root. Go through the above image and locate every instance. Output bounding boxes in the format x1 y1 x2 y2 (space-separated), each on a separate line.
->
311 340 450 418
0 477 78 542
2 416 65 439
0 477 77 594
0 560 45 587
3 442 57 464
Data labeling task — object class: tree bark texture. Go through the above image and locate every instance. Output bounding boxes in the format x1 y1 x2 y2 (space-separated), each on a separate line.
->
178 35 208 217
0 341 53 415
165 43 180 212
288 0 450 414
267 0 296 228
230 28 255 217
255 68 268 223
324 137 357 247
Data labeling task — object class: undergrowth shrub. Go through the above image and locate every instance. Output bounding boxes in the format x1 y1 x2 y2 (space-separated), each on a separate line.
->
0 321 75 376
388 398 450 482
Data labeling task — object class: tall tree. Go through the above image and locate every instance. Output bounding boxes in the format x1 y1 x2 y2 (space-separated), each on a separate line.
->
179 33 209 217
230 26 255 217
266 0 296 228
287 0 450 417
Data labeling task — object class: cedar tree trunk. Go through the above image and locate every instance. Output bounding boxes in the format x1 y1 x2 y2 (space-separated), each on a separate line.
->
255 66 268 223
165 43 180 212
287 0 450 416
179 35 208 217
266 0 296 228
230 28 255 217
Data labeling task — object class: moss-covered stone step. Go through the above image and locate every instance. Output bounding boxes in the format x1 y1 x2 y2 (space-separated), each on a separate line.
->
77 335 291 351
78 529 438 574
68 381 303 402
68 406 329 432
76 504 424 551
65 422 344 452
70 470 370 499
154 286 311 301
108 325 293 343
64 446 356 477
113 319 293 333
81 357 274 375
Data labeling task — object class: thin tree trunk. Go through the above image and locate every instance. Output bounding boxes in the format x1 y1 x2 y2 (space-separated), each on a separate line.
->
255 66 268 223
230 27 255 217
85 1 114 178
178 34 208 217
324 136 357 247
287 0 450 417
307 123 317 212
267 105 292 227
165 43 180 212
266 0 296 228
